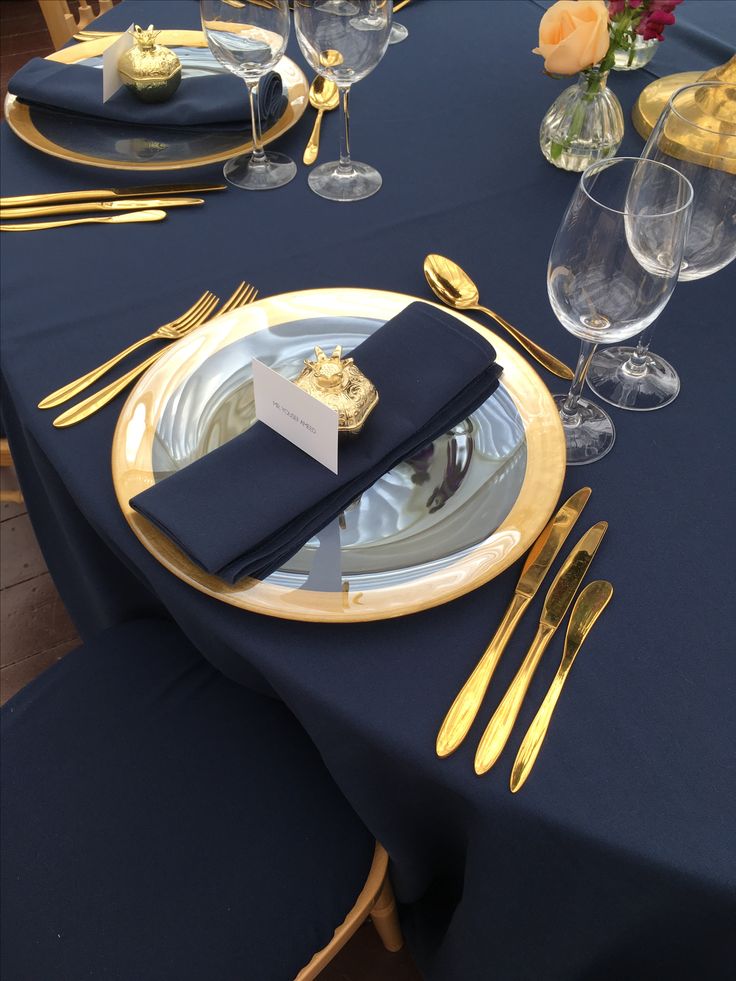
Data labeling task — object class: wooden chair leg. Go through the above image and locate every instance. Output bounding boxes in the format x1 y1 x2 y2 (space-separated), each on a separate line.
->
370 877 404 952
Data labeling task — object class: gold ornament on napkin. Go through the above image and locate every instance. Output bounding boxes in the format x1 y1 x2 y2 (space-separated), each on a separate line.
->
295 346 379 434
118 25 182 103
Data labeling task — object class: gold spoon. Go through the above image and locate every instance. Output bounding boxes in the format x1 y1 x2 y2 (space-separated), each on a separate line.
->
510 580 613 792
424 254 574 381
303 76 339 166
0 209 167 232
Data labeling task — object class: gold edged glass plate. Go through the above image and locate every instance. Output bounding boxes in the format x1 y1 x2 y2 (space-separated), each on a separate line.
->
3 34 307 171
112 289 566 622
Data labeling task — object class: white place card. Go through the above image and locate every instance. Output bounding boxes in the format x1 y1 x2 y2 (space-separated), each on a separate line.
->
102 24 135 103
252 359 339 474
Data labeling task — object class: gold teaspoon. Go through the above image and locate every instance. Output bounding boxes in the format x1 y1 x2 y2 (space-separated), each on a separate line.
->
303 76 339 166
510 580 613 792
0 210 167 232
423 254 574 381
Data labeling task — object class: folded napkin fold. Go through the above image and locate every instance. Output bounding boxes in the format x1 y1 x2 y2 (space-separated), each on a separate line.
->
131 302 504 584
8 58 286 130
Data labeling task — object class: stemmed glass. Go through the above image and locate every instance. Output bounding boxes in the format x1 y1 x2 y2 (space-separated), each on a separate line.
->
200 0 296 190
351 2 407 44
587 81 736 409
294 0 392 201
549 157 693 465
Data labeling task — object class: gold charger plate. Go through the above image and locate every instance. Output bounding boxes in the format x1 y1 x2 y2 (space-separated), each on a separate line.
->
4 33 308 171
112 288 566 623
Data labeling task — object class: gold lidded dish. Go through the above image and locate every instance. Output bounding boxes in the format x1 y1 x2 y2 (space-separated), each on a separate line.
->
295 345 378 433
118 25 182 103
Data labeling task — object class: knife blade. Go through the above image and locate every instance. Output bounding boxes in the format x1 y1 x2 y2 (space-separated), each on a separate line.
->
510 580 613 792
474 521 607 775
0 198 205 220
0 184 226 209
435 487 591 758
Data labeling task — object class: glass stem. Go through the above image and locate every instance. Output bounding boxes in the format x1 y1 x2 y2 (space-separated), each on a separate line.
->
561 340 598 424
622 322 655 375
246 79 266 166
337 85 353 176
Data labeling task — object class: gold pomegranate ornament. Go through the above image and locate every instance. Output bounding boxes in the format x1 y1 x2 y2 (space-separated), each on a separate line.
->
295 346 379 434
118 25 181 103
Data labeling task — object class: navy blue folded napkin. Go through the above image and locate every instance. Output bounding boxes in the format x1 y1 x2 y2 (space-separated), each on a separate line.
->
131 302 504 584
8 58 286 130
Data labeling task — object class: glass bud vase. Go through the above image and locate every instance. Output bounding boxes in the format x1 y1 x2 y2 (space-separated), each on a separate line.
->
613 36 658 71
539 68 624 172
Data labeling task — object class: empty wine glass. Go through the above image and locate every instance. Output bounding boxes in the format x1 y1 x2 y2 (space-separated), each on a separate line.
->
587 81 736 409
295 0 392 201
549 157 693 465
200 0 296 190
351 1 407 43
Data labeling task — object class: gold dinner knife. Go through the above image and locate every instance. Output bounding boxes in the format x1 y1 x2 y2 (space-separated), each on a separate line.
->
0 211 167 232
435 487 591 758
0 198 204 220
474 521 607 775
510 580 613 793
0 183 226 209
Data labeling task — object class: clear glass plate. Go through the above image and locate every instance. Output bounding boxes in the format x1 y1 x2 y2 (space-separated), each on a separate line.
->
112 289 566 622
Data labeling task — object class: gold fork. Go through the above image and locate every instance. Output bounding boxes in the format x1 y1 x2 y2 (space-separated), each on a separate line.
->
39 291 220 409
52 283 258 428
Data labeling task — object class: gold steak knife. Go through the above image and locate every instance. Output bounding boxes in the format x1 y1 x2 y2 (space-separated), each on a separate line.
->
435 487 591 758
0 183 226 209
0 198 204 220
474 521 607 775
510 580 613 792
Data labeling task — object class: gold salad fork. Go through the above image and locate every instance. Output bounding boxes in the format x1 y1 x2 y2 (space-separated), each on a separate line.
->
40 291 220 409
52 283 258 428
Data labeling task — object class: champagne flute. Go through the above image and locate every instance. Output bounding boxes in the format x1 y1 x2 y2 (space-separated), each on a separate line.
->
295 0 392 202
587 81 736 409
200 0 296 190
549 157 692 465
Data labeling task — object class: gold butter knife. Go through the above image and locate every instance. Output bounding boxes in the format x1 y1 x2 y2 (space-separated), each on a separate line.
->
0 198 204 220
510 580 613 793
0 183 226 209
436 487 591 759
474 521 607 775
0 210 167 232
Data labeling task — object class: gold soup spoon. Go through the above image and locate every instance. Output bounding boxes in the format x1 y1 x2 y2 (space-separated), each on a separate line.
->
303 76 339 166
423 254 573 381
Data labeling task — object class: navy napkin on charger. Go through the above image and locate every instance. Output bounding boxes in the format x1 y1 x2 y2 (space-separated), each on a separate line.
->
7 58 287 131
130 302 504 584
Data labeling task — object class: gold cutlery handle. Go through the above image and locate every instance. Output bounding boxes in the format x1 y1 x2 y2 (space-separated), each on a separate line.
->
474 305 573 381
39 336 157 409
303 109 325 166
510 581 613 792
1 198 202 220
474 623 555 774
53 349 165 428
0 211 166 231
436 591 529 758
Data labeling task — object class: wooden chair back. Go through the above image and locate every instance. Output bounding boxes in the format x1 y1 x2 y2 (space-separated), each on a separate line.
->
38 0 114 51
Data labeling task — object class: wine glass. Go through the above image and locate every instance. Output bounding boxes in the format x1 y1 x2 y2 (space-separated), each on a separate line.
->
587 81 736 410
549 157 693 465
294 0 392 202
350 1 407 43
200 0 296 190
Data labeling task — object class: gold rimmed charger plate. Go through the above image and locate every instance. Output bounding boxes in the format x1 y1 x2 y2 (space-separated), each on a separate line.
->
112 288 566 623
4 33 308 171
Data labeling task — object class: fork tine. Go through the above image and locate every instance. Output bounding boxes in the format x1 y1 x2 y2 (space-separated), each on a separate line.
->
219 281 250 315
169 291 217 331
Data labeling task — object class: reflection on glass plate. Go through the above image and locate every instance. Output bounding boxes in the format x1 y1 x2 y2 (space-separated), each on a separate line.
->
112 289 566 622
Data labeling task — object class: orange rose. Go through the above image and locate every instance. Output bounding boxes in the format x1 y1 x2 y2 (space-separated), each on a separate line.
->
533 0 610 75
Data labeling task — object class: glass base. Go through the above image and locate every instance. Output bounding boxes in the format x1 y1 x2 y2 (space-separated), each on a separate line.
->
586 346 680 411
389 22 409 43
224 150 296 191
308 160 382 202
553 394 615 466
315 0 359 14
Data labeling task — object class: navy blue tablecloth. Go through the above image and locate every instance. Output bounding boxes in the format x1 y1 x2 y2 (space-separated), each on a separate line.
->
2 2 735 979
